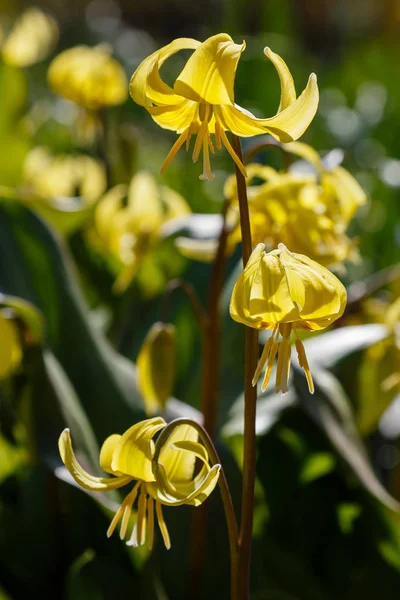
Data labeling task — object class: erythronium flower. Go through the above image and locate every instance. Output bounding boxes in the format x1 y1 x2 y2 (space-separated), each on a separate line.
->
59 417 221 549
230 243 347 394
129 33 319 180
48 45 127 110
89 170 190 293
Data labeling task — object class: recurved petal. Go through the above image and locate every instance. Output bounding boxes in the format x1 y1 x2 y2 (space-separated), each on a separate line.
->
158 424 199 483
147 99 198 133
129 38 200 107
324 166 367 222
150 462 221 506
216 72 318 141
283 141 323 173
279 245 347 323
174 33 245 105
59 429 131 491
99 434 122 474
264 47 296 112
111 417 166 482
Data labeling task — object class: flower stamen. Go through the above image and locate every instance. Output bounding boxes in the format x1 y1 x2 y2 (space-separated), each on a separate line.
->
161 127 191 173
156 499 171 550
275 323 292 394
294 328 314 394
147 496 155 550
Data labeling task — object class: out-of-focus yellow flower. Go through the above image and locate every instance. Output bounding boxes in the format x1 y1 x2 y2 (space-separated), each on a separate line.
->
230 243 347 394
224 146 366 268
175 142 366 268
20 147 107 234
48 45 127 110
0 311 22 379
1 8 58 68
23 147 106 202
130 33 318 180
59 417 220 549
137 322 176 415
90 170 190 293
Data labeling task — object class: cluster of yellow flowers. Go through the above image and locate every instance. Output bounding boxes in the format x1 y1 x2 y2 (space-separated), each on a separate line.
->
4 25 370 552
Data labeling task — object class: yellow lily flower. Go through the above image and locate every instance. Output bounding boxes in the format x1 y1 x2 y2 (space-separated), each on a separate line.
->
0 311 22 379
48 45 127 111
59 417 221 549
1 8 58 68
230 243 347 394
90 170 190 293
137 322 176 415
20 147 107 234
130 33 319 180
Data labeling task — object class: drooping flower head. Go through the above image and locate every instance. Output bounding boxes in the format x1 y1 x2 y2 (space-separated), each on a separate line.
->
130 33 319 180
230 243 347 394
89 170 190 293
224 145 367 268
48 45 128 110
59 417 220 550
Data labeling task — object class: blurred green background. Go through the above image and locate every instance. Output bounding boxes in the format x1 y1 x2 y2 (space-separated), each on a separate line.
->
0 0 400 599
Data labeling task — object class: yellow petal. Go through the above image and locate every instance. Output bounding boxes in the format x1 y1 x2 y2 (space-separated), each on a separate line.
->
161 186 191 220
2 8 59 68
137 323 176 415
147 99 198 133
229 243 299 328
58 429 131 491
264 47 296 111
278 244 347 325
216 72 318 141
99 434 122 474
111 417 166 482
283 141 323 172
174 33 245 105
128 171 163 230
150 462 221 506
323 166 367 222
158 424 199 483
129 38 200 107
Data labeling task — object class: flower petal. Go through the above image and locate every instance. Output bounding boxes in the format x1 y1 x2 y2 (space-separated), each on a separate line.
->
158 424 199 483
174 33 245 105
129 38 200 107
216 72 318 141
229 243 299 328
99 434 122 474
147 99 198 133
59 429 131 491
264 47 296 111
150 462 221 506
111 417 166 482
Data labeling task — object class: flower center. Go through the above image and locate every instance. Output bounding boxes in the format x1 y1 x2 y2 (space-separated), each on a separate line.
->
160 102 247 181
106 481 171 550
252 323 314 394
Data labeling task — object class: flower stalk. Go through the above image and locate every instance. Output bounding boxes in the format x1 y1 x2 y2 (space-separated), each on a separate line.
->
231 134 259 600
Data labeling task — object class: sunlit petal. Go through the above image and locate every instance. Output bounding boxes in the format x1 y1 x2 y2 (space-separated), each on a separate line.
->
112 417 166 482
58 429 131 491
264 47 296 111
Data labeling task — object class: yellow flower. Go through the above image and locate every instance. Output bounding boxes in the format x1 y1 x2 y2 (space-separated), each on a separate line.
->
21 147 107 234
137 322 176 415
48 45 127 110
230 243 347 394
0 311 22 379
130 33 318 180
91 170 190 293
224 157 366 268
23 147 107 203
59 418 221 549
1 8 58 68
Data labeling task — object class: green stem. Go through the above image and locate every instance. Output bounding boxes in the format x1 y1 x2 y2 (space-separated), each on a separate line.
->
161 280 208 327
231 134 259 600
154 418 239 599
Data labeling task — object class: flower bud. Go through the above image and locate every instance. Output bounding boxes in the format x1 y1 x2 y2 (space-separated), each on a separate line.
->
137 322 176 414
